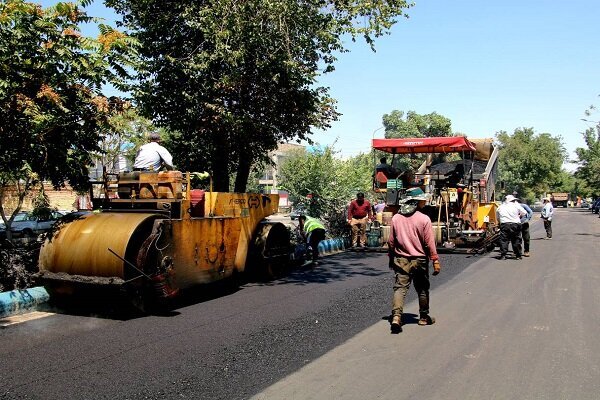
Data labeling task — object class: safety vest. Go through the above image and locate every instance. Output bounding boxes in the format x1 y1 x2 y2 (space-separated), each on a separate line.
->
303 216 325 233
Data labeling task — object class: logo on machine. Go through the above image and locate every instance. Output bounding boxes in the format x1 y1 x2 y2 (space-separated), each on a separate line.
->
248 196 260 209
403 141 424 146
262 195 271 207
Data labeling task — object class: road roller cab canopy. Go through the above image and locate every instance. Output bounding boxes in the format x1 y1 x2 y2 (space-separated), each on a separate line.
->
371 136 477 154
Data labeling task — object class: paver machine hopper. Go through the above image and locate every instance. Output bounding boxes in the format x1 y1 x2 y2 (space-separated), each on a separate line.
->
372 136 499 252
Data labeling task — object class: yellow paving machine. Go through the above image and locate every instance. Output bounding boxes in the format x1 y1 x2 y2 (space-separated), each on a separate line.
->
371 136 499 252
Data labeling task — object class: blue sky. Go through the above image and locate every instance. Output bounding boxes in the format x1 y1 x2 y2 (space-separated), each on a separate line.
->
314 0 600 169
41 0 600 168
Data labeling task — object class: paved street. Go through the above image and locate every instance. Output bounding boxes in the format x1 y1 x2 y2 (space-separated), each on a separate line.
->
0 208 598 400
253 208 600 400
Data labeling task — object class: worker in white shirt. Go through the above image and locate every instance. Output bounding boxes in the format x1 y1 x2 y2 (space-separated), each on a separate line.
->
133 132 174 171
496 194 528 260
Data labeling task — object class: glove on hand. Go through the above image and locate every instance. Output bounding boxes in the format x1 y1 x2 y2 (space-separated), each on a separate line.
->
432 260 441 276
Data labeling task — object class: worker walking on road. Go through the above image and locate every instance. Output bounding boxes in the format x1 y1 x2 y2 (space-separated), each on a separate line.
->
347 192 373 248
541 196 554 239
298 215 326 265
497 194 528 260
388 190 441 333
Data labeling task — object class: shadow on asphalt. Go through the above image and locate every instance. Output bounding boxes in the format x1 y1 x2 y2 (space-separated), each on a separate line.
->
247 251 388 287
40 249 489 320
41 278 245 321
573 232 600 237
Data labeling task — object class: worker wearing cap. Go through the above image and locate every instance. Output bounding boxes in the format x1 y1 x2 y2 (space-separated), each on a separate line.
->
133 132 174 171
496 194 528 260
541 196 554 239
388 189 440 333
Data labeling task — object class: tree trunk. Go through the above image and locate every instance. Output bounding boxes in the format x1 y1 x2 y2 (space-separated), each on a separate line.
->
210 132 230 192
234 150 251 193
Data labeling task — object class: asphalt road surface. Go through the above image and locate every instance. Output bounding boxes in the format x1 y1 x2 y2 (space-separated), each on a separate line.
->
1 209 598 400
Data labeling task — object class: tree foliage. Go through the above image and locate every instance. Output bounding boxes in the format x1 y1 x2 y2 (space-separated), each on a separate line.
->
98 108 171 171
380 110 454 172
382 110 452 139
106 0 414 192
495 128 567 201
278 146 372 236
574 114 600 196
0 0 135 234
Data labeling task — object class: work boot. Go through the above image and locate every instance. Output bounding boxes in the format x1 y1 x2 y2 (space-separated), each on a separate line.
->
418 315 435 326
391 315 402 333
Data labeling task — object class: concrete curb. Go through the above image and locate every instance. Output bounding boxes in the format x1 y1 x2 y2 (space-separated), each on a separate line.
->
0 286 50 319
318 238 347 256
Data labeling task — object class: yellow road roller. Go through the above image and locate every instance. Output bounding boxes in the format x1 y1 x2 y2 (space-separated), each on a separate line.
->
37 171 290 311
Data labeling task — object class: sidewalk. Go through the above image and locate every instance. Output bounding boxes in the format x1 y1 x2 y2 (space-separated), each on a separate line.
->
251 209 600 400
0 287 49 319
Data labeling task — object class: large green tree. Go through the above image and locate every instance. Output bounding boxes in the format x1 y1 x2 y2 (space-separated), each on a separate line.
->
106 0 413 192
574 127 600 196
382 110 452 139
379 110 454 172
495 127 568 201
0 0 134 238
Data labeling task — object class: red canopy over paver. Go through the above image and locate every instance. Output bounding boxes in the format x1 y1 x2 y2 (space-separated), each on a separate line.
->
372 136 476 154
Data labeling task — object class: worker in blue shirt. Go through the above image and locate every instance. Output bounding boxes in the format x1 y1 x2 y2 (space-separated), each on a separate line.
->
517 197 533 257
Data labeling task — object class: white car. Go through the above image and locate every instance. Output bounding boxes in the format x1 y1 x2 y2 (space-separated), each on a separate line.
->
0 210 65 239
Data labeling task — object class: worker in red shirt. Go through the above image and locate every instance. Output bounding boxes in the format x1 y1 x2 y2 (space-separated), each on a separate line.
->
347 192 373 248
388 189 441 333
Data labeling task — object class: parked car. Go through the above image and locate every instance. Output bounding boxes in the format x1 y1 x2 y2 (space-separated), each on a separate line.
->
289 205 307 220
592 199 600 214
0 210 65 239
531 201 544 212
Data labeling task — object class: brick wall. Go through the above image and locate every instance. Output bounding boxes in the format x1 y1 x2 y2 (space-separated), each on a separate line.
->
2 183 79 215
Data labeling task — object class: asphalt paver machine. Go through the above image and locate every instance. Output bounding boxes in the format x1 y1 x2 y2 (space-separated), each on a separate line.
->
371 136 499 252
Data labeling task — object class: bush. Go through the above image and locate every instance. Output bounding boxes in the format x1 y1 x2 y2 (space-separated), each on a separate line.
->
0 241 41 292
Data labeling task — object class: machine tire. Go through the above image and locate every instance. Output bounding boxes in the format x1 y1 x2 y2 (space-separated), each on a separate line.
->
247 222 291 280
